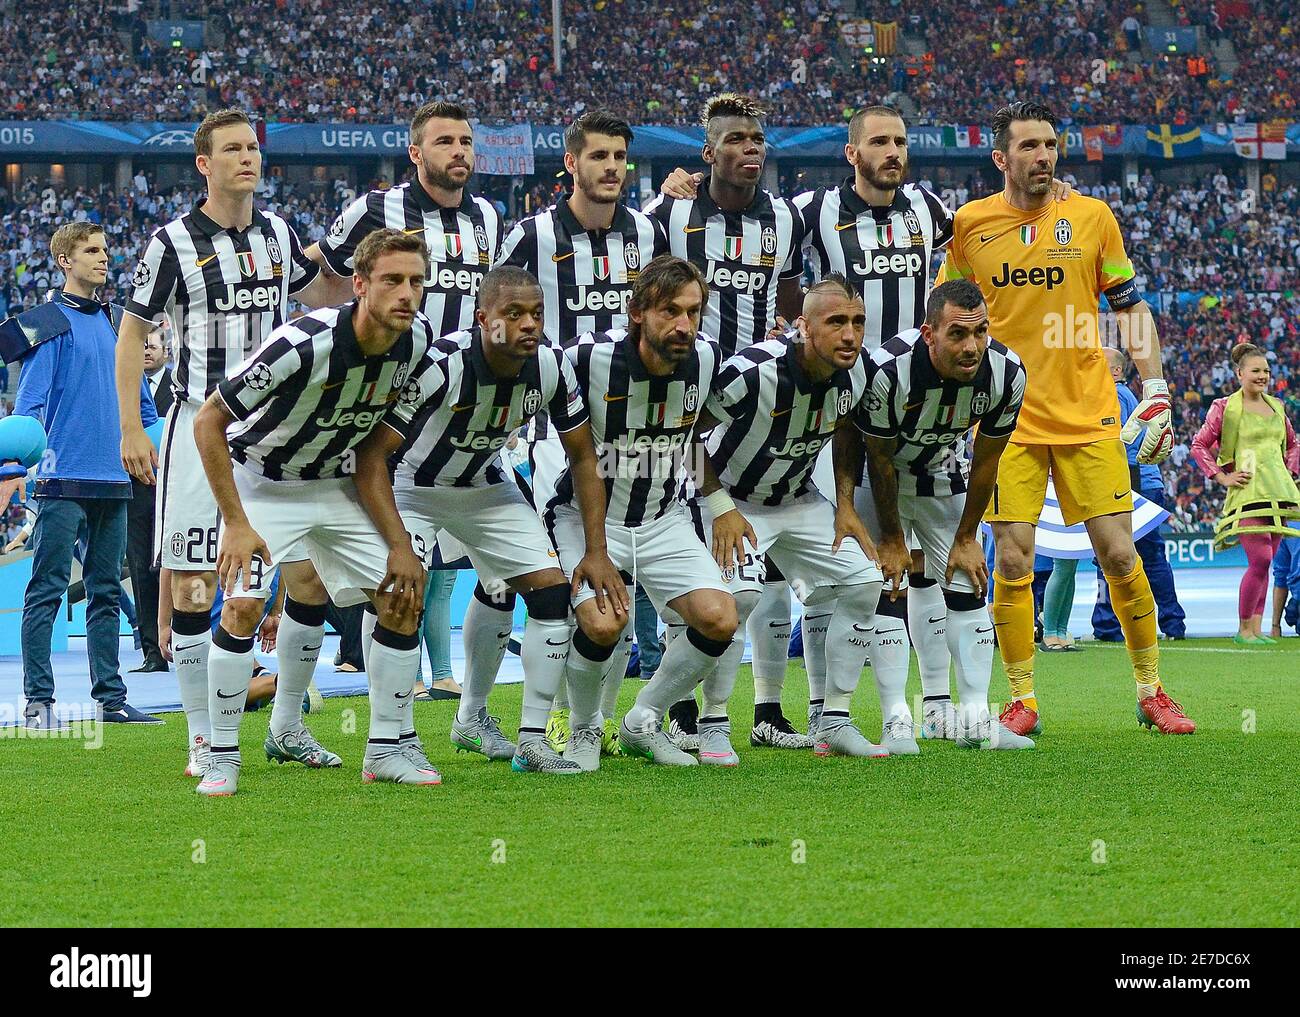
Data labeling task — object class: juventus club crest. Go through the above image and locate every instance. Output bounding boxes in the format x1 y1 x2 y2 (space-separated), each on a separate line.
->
971 392 990 416
264 236 282 265
624 241 640 270
1055 218 1072 246
684 383 699 413
837 388 853 417
393 364 408 390
523 388 543 416
475 224 490 251
761 226 777 255
903 209 922 235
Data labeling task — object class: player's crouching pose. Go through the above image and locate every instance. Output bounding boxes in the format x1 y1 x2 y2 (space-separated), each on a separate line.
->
352 266 626 775
693 275 888 759
552 256 738 769
851 279 1033 749
192 229 440 794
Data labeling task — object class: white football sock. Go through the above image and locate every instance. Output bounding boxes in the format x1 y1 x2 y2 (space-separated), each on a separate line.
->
208 627 253 752
801 608 832 705
702 590 758 718
367 626 420 744
823 582 879 714
457 591 514 725
269 601 324 738
748 581 791 703
171 610 211 745
870 604 913 721
599 630 632 720
360 607 377 675
625 627 731 732
565 627 613 730
947 604 996 734
520 616 572 737
908 581 953 701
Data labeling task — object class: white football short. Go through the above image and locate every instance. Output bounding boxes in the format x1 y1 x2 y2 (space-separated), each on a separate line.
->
154 400 221 570
221 466 387 606
695 492 882 603
395 479 562 584
547 502 729 611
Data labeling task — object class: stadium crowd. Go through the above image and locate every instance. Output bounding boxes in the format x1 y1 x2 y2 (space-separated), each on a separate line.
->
2 0 1297 126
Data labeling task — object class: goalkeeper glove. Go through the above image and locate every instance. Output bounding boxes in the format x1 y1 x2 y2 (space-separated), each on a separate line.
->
1119 378 1173 464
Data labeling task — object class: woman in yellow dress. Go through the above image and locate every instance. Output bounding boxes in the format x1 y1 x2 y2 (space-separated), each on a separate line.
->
1192 343 1300 644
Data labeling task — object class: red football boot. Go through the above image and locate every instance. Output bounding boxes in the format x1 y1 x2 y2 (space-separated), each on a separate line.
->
999 699 1042 736
1138 690 1196 734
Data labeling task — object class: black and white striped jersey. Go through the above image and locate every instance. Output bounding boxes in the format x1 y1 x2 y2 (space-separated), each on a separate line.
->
705 337 866 506
855 329 1025 497
126 201 320 407
642 182 803 358
318 182 502 337
795 178 953 352
551 328 720 528
385 326 588 490
216 304 434 481
499 195 667 349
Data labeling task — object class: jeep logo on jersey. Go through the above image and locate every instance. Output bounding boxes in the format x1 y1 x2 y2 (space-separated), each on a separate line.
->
724 236 743 260
684 384 699 413
1019 225 1038 245
849 250 925 278
451 432 509 451
213 280 280 313
990 263 1065 290
235 251 257 277
565 286 630 314
770 435 829 459
624 242 639 269
704 262 767 293
907 429 961 446
971 392 990 416
837 389 853 417
1055 218 1072 245
592 256 612 281
428 265 484 294
522 388 543 415
761 226 777 255
445 233 463 258
264 236 282 265
316 406 384 430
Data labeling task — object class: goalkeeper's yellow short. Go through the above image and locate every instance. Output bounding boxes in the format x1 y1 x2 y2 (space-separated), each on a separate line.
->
986 440 1134 527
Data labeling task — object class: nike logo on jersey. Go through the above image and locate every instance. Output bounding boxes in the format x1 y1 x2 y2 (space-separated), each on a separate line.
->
979 233 997 243
215 689 242 699
904 401 923 411
451 403 476 412
322 380 346 390
1113 491 1128 500
769 408 791 417
603 393 629 402
402 227 425 235
551 252 575 262
195 254 220 268
834 220 861 232
683 226 708 234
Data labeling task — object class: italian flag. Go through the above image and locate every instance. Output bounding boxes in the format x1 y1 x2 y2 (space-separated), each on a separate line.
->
1020 225 1037 245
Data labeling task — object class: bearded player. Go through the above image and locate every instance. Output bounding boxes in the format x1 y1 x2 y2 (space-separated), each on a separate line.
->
937 101 1193 735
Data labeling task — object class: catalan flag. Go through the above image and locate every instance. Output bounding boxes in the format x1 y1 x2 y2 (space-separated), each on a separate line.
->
1145 124 1202 159
873 20 898 55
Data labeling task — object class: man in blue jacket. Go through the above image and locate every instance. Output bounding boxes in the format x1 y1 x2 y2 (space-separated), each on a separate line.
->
1093 347 1187 640
3 223 161 726
1270 522 1300 638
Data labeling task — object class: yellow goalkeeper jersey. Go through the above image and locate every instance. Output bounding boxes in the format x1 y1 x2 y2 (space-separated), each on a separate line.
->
937 191 1140 445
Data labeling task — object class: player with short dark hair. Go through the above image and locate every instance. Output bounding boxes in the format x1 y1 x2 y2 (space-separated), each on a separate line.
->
191 229 439 794
852 279 1032 749
938 100 1194 736
352 265 625 774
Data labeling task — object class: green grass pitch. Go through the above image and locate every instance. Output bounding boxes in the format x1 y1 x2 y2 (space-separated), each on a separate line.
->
2 638 1296 927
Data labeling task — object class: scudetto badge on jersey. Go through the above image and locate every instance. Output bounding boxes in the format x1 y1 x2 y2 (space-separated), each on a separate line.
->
1020 225 1037 245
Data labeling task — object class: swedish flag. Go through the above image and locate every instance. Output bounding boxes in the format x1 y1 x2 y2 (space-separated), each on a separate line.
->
1145 124 1203 159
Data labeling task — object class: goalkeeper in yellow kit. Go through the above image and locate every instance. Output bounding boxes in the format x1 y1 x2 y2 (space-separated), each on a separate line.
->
938 101 1194 735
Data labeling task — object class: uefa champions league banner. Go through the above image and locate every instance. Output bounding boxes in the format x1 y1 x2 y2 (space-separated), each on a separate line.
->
4 121 1295 160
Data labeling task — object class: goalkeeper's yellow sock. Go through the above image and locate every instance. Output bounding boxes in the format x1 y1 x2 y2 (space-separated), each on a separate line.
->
1104 559 1162 698
992 571 1037 711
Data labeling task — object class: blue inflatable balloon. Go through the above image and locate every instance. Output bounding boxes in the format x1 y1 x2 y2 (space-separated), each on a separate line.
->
0 414 48 474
